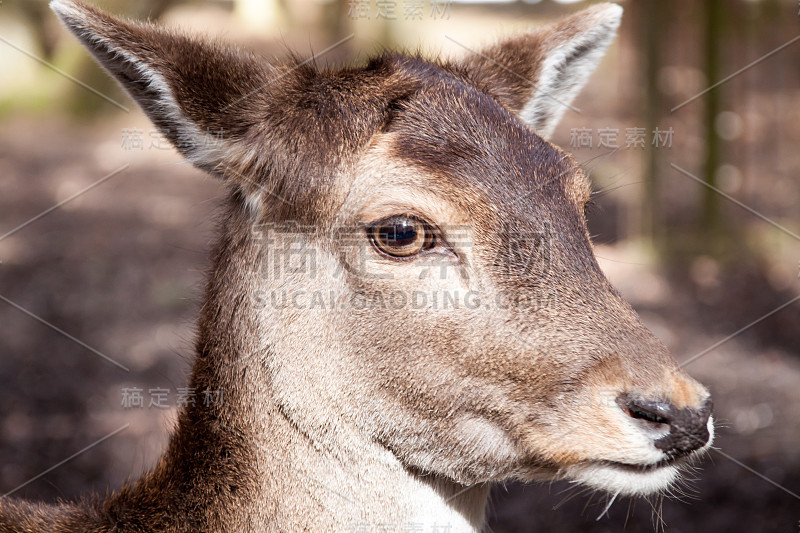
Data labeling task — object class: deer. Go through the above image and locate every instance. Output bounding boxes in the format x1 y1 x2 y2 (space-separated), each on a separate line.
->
0 1 714 531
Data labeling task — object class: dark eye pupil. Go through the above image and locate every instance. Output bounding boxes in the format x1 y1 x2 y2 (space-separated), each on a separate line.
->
383 222 417 246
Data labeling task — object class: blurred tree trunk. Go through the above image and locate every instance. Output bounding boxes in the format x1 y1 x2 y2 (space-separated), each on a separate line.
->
702 0 724 235
642 0 663 247
320 0 350 43
17 0 59 60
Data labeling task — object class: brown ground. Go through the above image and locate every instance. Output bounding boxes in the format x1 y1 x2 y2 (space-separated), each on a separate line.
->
1 118 798 532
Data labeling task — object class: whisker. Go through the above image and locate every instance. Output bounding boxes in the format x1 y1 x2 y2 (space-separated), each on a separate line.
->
595 490 620 521
579 147 621 170
591 178 642 200
553 484 592 510
623 497 634 529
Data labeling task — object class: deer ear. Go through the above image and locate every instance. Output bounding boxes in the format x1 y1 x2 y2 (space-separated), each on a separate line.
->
460 3 622 139
50 0 277 176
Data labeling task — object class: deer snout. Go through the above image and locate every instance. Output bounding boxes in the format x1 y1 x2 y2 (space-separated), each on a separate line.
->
618 394 713 458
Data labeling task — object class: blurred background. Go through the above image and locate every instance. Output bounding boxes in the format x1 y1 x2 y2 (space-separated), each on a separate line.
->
0 0 798 531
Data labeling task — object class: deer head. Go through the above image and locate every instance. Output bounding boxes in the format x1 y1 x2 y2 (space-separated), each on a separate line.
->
48 1 713 529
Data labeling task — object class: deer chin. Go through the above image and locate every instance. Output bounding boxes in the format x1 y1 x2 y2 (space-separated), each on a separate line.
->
563 460 681 497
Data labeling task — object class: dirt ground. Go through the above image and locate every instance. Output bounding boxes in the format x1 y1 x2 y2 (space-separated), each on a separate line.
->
1 118 798 532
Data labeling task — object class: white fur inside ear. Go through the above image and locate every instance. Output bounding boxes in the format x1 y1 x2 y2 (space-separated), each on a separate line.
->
107 50 228 170
520 4 622 138
51 0 228 171
50 0 82 20
245 190 264 217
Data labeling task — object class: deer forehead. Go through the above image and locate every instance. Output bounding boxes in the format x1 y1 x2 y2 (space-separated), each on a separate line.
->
338 79 592 231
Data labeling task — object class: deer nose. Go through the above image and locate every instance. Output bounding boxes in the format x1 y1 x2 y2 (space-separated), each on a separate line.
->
619 395 713 458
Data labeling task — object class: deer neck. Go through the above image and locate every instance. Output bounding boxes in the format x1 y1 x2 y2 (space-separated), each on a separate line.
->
123 204 490 532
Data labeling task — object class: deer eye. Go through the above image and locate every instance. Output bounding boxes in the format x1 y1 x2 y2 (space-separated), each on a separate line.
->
368 216 434 258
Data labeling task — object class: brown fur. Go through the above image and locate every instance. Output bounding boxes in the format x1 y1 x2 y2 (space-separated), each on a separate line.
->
0 2 713 531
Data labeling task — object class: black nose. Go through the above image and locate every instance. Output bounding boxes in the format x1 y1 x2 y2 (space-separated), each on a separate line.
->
619 395 713 459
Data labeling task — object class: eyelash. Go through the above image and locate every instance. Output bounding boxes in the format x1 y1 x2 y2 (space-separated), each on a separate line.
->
583 199 597 217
